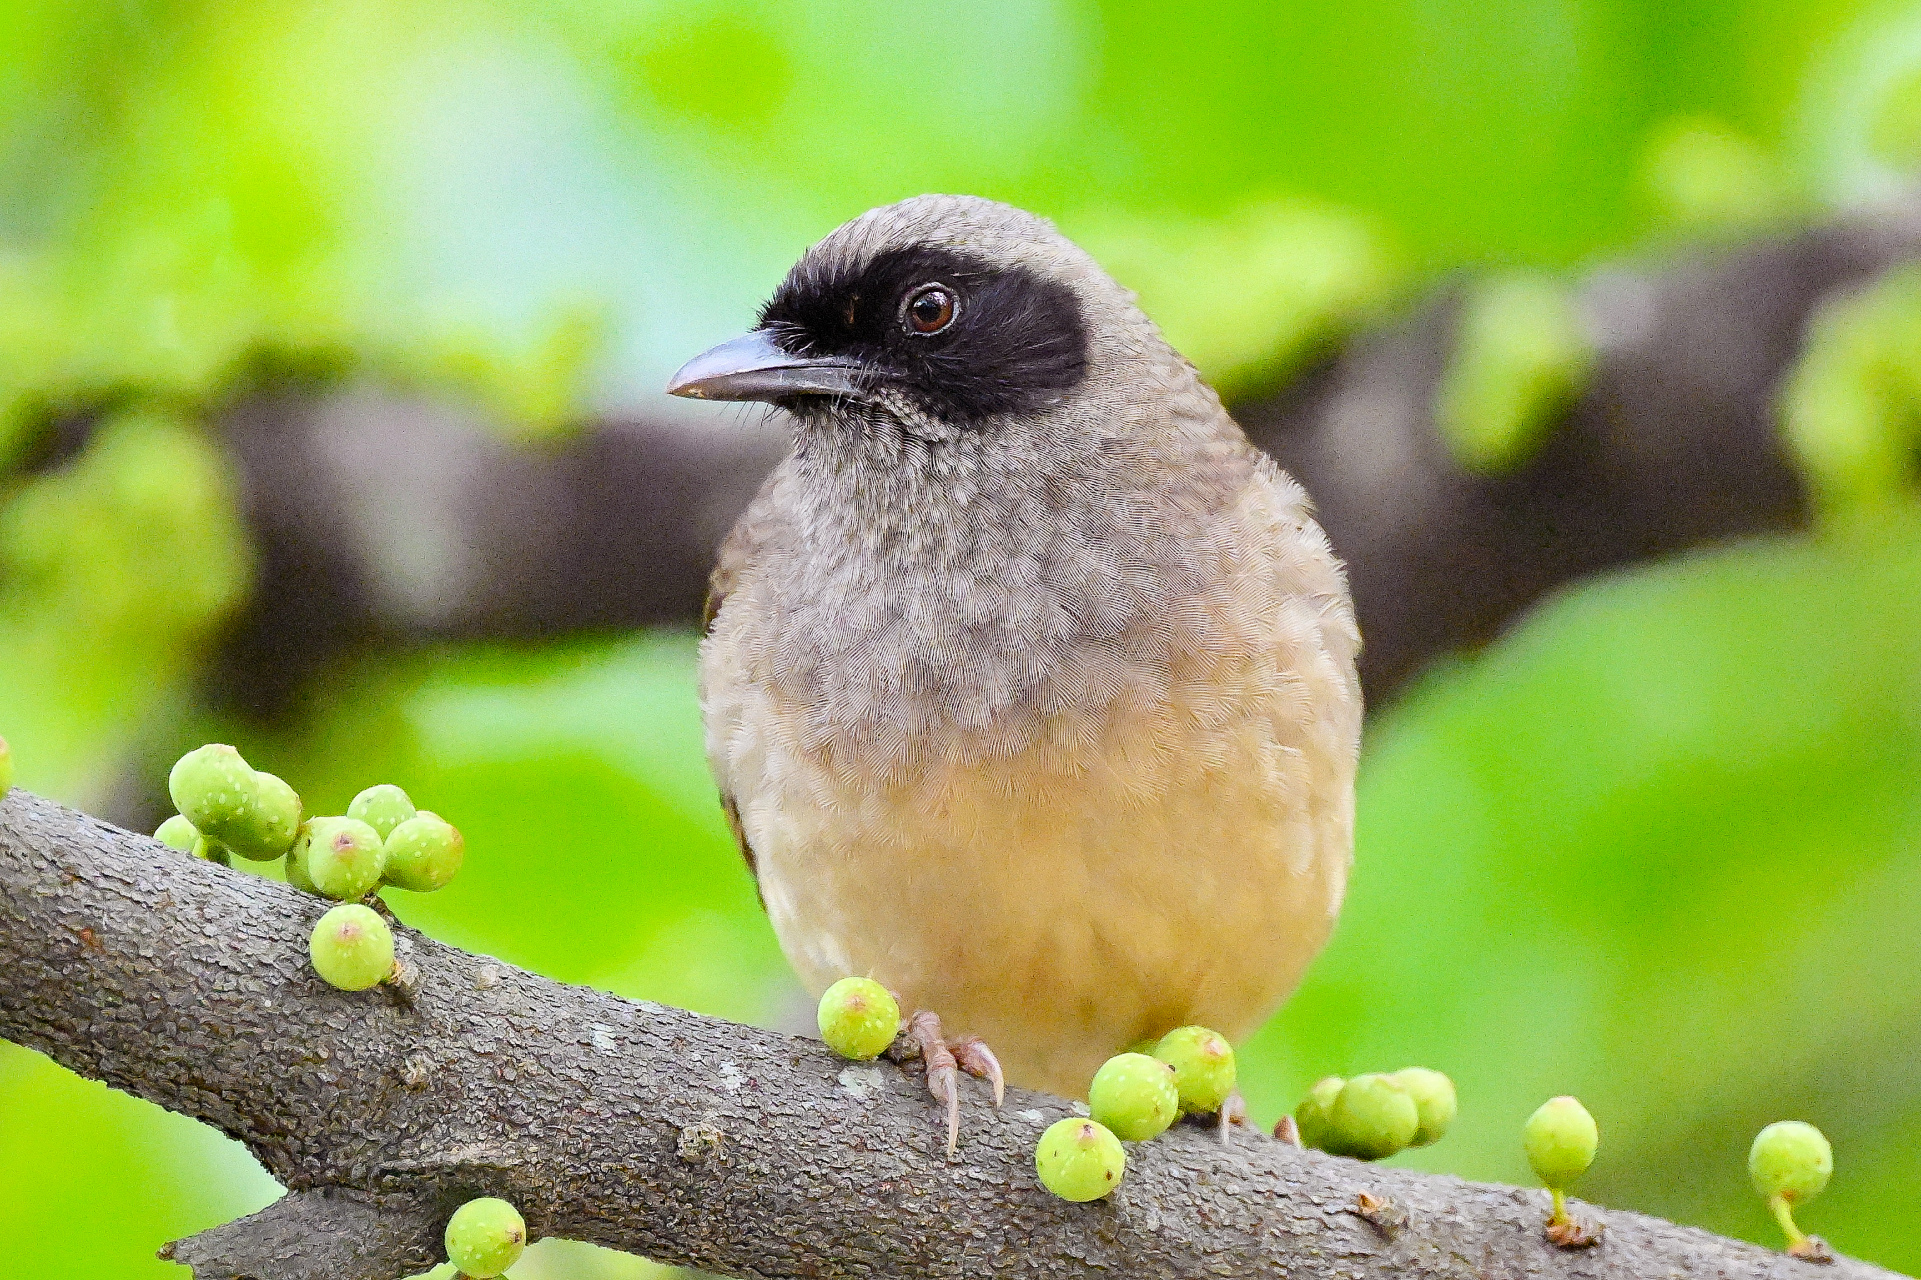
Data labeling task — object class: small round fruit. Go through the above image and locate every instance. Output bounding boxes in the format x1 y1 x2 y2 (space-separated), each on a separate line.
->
308 903 394 991
226 770 302 860
1329 1073 1420 1160
1154 1025 1236 1114
0 734 12 793
1035 1117 1127 1201
304 816 387 900
1088 1052 1180 1141
816 977 901 1060
1750 1121 1832 1204
443 1196 527 1278
347 783 417 841
168 744 256 840
154 814 200 853
1525 1096 1598 1190
382 813 465 892
284 825 317 894
1294 1075 1346 1152
1395 1067 1457 1147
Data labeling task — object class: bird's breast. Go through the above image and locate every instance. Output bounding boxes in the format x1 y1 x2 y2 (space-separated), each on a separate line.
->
709 597 1355 1094
698 457 1361 1094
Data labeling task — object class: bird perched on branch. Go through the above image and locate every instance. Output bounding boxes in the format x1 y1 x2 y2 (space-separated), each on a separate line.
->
669 195 1360 1148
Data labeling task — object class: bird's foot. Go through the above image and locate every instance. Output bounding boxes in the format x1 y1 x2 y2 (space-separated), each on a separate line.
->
886 1011 1004 1155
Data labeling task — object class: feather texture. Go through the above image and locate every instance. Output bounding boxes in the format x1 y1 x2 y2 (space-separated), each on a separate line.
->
698 196 1361 1096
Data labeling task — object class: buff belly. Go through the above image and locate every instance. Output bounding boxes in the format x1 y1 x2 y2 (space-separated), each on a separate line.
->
725 677 1353 1098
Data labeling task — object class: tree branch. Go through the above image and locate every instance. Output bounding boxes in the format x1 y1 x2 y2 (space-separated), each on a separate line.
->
0 786 1904 1280
1242 207 1921 696
158 1190 441 1280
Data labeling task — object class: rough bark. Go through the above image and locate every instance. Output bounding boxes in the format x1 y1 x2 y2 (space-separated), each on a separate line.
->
0 786 1903 1280
189 207 1921 728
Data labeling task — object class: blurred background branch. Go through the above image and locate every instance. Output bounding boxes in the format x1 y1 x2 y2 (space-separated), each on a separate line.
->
153 203 1919 724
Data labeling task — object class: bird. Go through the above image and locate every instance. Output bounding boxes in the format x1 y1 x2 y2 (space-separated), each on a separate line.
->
667 195 1361 1150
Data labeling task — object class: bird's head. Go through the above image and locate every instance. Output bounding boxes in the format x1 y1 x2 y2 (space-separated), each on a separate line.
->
667 195 1191 450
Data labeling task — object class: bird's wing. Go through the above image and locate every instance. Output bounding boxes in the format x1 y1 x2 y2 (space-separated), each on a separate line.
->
718 789 761 906
704 527 765 908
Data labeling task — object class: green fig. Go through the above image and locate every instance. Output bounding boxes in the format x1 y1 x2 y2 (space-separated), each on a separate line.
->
1153 1025 1236 1115
304 816 386 900
381 812 464 892
1395 1067 1457 1147
816 976 901 1060
154 814 200 853
308 903 394 991
1294 1075 1345 1152
347 783 416 841
1750 1121 1833 1257
443 1197 527 1277
1329 1073 1419 1160
1089 1052 1180 1142
1035 1118 1126 1202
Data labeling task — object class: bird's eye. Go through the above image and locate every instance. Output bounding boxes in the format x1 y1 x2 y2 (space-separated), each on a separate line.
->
903 284 957 335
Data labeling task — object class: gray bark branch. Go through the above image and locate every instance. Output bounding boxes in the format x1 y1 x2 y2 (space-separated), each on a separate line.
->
0 787 1905 1280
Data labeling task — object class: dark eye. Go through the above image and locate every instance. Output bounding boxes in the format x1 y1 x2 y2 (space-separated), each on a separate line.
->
903 284 957 335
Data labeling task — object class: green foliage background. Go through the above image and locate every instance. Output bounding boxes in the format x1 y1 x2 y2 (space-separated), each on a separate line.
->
3 1 1920 1275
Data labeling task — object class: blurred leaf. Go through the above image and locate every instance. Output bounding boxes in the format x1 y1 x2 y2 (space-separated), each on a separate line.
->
1638 117 1800 233
1779 263 1921 518
1075 200 1399 396
0 1 621 438
1800 4 1921 205
1866 63 1921 171
389 298 613 441
1434 273 1595 474
0 409 250 805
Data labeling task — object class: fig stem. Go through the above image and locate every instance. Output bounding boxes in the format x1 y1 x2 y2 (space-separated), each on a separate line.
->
1769 1191 1807 1250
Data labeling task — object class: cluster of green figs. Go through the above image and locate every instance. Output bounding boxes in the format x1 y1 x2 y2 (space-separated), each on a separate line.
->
1293 1067 1455 1158
154 743 530 1275
820 975 1834 1255
817 976 1241 1201
157 744 464 992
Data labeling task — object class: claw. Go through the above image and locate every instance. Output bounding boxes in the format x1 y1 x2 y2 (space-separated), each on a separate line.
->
952 1036 1004 1107
907 1012 962 1155
890 1012 1005 1155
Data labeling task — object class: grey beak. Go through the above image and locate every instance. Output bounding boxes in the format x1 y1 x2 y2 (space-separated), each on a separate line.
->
666 330 868 402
